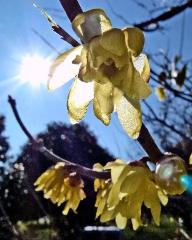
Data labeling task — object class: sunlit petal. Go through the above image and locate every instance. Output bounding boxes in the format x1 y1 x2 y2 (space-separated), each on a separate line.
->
133 54 150 82
67 78 94 123
116 97 142 139
48 45 83 90
93 81 114 125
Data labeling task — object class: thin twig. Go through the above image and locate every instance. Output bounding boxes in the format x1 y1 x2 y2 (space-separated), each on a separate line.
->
0 200 23 240
52 25 80 47
135 0 192 31
8 96 110 180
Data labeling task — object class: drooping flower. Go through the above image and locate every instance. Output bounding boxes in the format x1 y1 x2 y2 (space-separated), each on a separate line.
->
34 162 86 215
94 160 168 230
48 9 151 139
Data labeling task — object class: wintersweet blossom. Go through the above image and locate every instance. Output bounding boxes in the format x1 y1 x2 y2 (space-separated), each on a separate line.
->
94 160 169 230
48 9 151 138
34 162 86 215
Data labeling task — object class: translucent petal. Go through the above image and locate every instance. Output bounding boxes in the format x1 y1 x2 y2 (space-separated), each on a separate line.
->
157 190 168 206
100 209 116 222
111 89 122 112
100 29 126 56
122 59 151 100
67 79 94 123
115 213 127 229
104 159 125 170
93 81 114 125
133 54 150 82
107 182 121 207
48 45 83 90
107 167 129 207
131 218 141 230
111 164 127 184
63 201 70 215
123 27 144 57
124 190 143 219
116 97 142 139
144 182 161 225
120 171 142 195
72 9 112 43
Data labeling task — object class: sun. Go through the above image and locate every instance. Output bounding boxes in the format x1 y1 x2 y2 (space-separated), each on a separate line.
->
19 54 51 88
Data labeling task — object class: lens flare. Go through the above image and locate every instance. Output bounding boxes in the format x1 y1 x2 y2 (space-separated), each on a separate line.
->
180 175 192 193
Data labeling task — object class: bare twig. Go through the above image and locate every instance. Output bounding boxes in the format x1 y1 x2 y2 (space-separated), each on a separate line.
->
0 200 23 240
135 0 192 31
52 25 80 47
8 96 110 180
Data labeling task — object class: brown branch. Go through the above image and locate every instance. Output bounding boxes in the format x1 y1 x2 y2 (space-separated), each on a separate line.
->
138 124 163 162
59 0 83 22
52 25 80 47
33 1 80 47
8 96 110 180
135 0 192 30
8 96 35 144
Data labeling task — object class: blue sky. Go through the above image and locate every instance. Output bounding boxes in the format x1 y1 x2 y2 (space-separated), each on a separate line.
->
0 0 191 160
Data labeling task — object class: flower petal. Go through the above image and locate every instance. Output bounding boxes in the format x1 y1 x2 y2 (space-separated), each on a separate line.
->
67 79 94 123
122 59 151 99
157 190 168 206
93 81 114 125
116 97 142 139
131 218 142 230
72 9 112 43
133 54 150 82
48 45 83 90
115 213 127 229
144 182 161 225
100 29 126 56
120 170 142 195
123 27 144 57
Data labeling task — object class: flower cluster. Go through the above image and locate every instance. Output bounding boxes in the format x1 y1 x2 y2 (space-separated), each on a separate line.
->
34 162 86 215
93 159 186 230
48 9 151 138
34 156 186 230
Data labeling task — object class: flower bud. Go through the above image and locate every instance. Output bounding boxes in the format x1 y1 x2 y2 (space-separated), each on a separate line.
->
155 154 187 195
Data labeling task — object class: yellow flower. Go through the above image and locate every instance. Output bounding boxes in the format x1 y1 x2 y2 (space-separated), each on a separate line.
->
34 162 86 215
48 9 151 139
155 87 166 101
94 160 168 230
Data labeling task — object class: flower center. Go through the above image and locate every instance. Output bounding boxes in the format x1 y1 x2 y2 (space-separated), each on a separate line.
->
100 58 118 77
